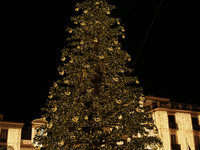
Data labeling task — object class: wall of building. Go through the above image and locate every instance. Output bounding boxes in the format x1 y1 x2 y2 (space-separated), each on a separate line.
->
175 113 195 150
7 128 22 150
153 111 171 150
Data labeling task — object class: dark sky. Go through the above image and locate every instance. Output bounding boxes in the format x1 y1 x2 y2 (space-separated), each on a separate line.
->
0 0 199 128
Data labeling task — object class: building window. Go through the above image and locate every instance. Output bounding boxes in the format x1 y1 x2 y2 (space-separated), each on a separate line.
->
168 115 178 129
194 135 200 150
171 134 180 150
0 129 8 143
171 134 176 145
192 117 199 130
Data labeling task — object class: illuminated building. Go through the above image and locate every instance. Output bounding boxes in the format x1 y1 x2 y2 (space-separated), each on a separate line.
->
1 95 200 150
0 114 24 150
144 95 200 150
0 114 46 150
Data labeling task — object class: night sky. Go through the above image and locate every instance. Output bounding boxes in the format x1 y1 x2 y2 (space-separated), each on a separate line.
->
1 0 199 129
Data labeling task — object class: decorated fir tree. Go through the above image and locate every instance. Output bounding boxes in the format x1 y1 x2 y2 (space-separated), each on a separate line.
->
34 0 162 149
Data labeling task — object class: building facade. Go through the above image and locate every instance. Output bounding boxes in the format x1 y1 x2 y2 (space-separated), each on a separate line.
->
0 114 24 150
1 95 200 150
145 95 200 150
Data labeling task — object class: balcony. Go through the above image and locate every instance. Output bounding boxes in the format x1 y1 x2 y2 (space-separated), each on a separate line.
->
171 144 181 150
146 101 200 112
169 122 179 130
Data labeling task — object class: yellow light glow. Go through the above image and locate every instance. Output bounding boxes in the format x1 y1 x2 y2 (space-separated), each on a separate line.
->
153 111 171 150
198 115 200 125
7 129 21 150
31 127 35 143
175 113 195 150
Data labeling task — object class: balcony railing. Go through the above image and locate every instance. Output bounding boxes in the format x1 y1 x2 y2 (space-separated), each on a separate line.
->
171 144 181 150
146 102 200 112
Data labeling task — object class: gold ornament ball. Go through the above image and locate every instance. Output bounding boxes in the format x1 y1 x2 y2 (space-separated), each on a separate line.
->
71 135 76 139
117 141 124 146
72 116 79 122
59 71 64 75
136 107 140 112
75 8 79 11
94 37 98 42
122 35 125 39
84 10 88 14
51 106 57 112
80 40 84 44
115 99 122 104
81 22 85 26
121 69 125 73
74 21 78 24
54 83 58 87
127 138 131 142
64 80 69 84
58 140 64 146
136 80 140 84
87 89 92 93
106 11 110 14
122 134 128 139
108 47 113 51
48 95 53 99
94 118 101 122
84 115 88 120
47 122 53 128
99 55 104 59
140 96 145 101
65 91 71 95
61 57 66 61
113 77 119 82
69 29 73 33
117 21 120 25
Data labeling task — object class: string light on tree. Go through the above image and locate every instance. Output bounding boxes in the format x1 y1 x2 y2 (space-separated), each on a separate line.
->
33 0 163 149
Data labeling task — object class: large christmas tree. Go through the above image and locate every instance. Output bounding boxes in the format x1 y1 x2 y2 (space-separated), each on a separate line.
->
34 0 162 149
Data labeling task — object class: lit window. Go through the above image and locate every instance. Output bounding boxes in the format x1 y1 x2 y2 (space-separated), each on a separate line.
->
0 129 8 143
192 117 199 130
171 134 176 145
171 134 180 150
